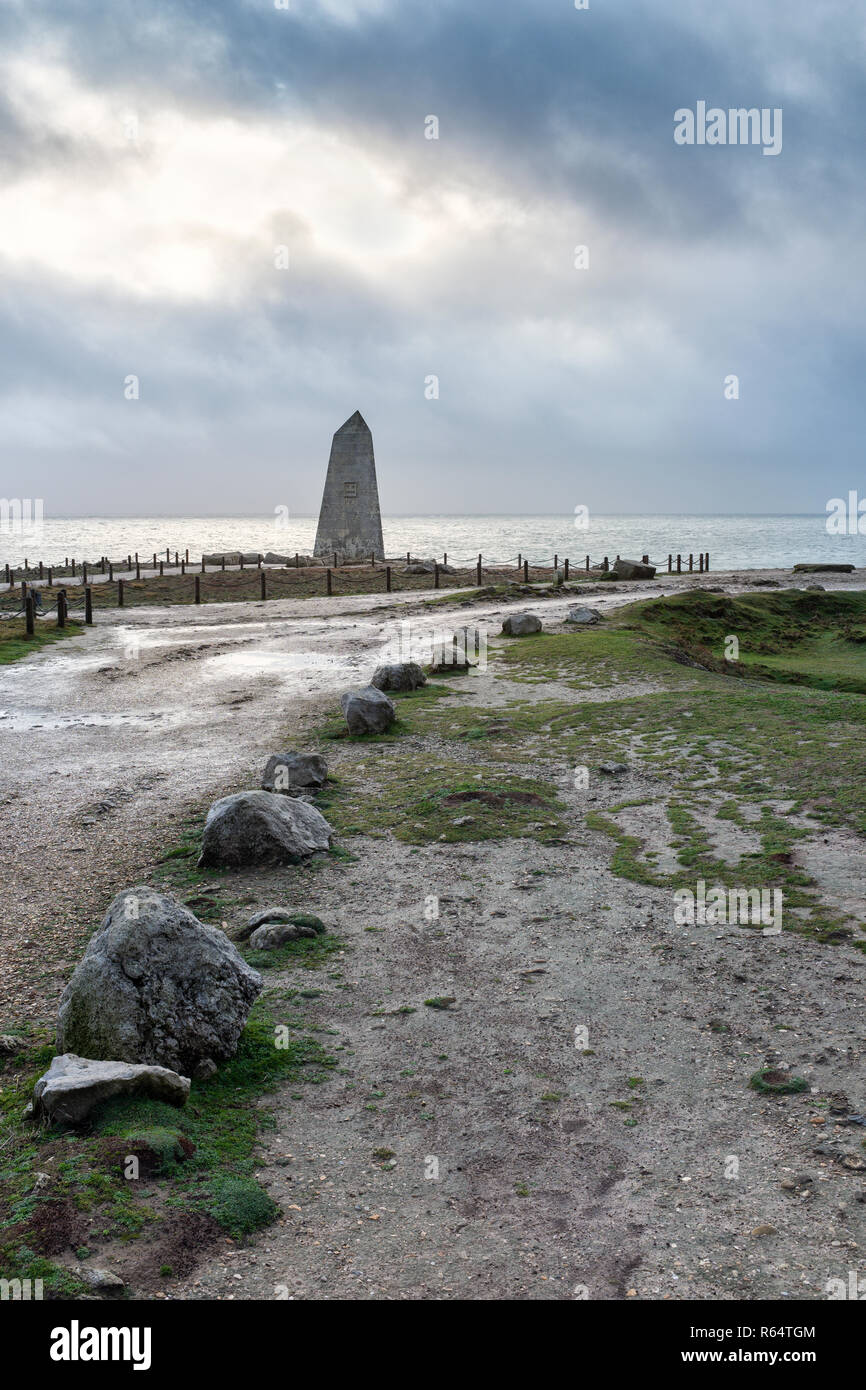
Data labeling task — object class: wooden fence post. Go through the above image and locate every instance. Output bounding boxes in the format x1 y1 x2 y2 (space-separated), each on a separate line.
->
47 567 53 587
705 551 710 571
668 554 672 572
523 559 529 582
57 591 67 628
118 579 124 607
564 558 569 580
554 554 558 571
326 568 332 596
476 554 482 585
85 586 93 625
159 561 163 577
676 554 681 573
386 565 392 593
260 571 266 600
25 594 35 636
195 576 201 604
135 559 140 580
688 553 693 572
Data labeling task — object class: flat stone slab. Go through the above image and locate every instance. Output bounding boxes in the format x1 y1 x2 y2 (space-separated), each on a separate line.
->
31 1054 190 1126
793 563 855 573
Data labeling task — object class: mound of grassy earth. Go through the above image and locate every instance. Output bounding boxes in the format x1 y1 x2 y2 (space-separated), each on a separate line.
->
0 1007 334 1294
621 588 866 693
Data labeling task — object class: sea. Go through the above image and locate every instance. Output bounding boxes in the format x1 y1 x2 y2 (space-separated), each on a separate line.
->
1 514 864 573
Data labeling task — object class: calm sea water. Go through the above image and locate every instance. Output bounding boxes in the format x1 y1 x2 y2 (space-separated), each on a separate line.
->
2 514 863 572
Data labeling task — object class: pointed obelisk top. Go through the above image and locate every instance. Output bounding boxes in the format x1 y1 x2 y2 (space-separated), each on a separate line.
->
337 410 369 432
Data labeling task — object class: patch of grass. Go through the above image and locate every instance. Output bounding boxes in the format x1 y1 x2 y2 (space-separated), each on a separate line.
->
0 619 83 665
242 932 342 972
186 1173 279 1239
749 1068 809 1096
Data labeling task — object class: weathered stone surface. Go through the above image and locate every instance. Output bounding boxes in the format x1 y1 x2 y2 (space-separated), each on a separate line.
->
238 908 326 943
599 761 629 776
502 613 542 636
76 1266 125 1295
262 551 289 564
566 606 602 625
261 751 328 796
793 563 854 573
57 889 262 1076
371 662 427 692
340 685 396 735
249 916 324 949
314 411 385 561
199 791 332 867
612 558 657 580
402 562 434 575
32 1054 190 1126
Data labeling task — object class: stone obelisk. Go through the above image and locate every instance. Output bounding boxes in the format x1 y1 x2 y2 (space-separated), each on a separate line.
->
314 411 385 561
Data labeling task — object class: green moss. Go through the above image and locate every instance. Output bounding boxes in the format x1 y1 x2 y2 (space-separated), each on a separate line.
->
186 1173 279 1239
749 1068 809 1096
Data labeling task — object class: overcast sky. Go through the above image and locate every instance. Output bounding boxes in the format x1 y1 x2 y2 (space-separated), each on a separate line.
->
0 0 862 516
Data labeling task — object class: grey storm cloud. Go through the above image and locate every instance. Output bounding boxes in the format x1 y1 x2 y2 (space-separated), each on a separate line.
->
1 0 865 515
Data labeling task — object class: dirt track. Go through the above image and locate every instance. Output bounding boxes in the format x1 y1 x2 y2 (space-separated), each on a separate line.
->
2 570 865 1301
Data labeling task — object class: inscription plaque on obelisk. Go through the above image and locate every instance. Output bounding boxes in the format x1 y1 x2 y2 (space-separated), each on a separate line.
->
313 411 385 561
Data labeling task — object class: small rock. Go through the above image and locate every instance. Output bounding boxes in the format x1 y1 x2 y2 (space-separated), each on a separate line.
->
565 606 602 625
199 791 332 867
598 762 629 775
76 1267 125 1295
261 752 328 796
370 662 426 692
502 613 542 637
751 1225 777 1237
249 918 324 949
612 558 656 580
340 685 396 735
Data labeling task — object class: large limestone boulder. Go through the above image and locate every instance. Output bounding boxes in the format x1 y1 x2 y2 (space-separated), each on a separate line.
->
340 685 396 735
371 662 426 692
502 613 542 636
31 1054 190 1126
56 889 262 1078
199 791 332 867
612 558 656 580
261 751 328 796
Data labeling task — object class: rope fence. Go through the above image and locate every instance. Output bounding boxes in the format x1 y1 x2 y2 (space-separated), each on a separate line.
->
0 546 711 631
